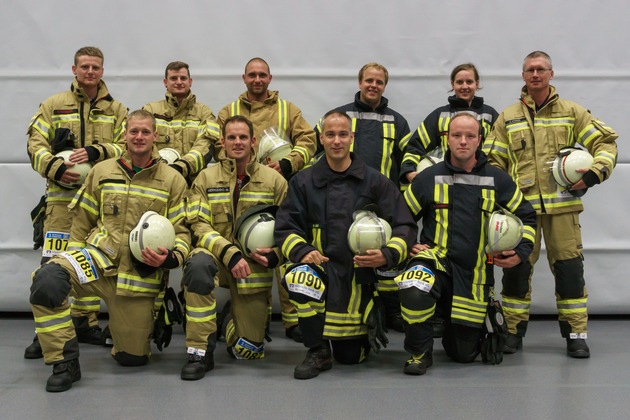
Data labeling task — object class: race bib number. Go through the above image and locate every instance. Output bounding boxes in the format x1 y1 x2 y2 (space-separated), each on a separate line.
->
395 264 435 293
42 231 70 257
232 338 264 360
285 265 325 301
60 249 99 284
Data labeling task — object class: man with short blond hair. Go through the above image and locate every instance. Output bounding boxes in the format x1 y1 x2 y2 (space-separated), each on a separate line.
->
25 46 128 359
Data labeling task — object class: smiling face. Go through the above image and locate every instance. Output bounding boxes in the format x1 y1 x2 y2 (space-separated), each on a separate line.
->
522 56 554 95
72 55 104 91
451 69 479 104
221 120 255 164
320 113 354 171
358 67 386 109
125 116 157 159
243 59 272 102
164 67 192 100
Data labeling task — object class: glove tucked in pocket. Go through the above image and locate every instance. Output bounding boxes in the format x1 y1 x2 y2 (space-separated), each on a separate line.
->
152 287 184 351
30 195 47 250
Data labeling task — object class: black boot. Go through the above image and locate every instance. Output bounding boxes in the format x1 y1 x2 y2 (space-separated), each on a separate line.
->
181 352 214 380
285 325 304 343
403 353 433 376
46 359 81 392
503 333 523 354
294 343 332 380
24 335 43 359
73 316 104 345
567 338 590 358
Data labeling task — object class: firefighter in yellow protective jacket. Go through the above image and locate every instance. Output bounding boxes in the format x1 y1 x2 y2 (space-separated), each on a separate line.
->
181 115 287 380
216 57 316 342
482 51 618 358
143 61 220 183
25 46 128 358
29 110 190 392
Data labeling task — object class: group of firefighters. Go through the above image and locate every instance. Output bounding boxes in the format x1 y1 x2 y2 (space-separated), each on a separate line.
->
23 46 618 392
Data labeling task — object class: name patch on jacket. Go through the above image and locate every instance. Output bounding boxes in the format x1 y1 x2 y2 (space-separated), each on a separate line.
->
505 118 527 125
207 187 230 194
53 109 79 115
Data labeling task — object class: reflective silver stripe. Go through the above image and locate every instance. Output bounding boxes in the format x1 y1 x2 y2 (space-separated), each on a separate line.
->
435 174 496 187
345 111 395 122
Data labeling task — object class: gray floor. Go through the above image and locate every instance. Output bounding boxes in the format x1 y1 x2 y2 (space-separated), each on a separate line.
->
1 317 629 420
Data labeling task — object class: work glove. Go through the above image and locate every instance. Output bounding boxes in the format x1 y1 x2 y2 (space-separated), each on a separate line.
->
152 287 183 351
480 298 507 365
364 293 389 354
30 195 47 250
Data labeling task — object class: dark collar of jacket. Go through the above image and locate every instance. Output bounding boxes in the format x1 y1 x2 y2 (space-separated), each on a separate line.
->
353 91 390 112
165 90 196 110
312 152 367 188
447 95 484 109
70 79 114 105
443 149 488 174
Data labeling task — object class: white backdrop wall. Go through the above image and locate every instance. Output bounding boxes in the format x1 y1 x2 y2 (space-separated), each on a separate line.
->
0 0 627 313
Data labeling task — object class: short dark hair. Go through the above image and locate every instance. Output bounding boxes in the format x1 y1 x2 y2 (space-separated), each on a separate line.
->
244 57 270 74
165 61 190 78
321 111 352 132
223 115 254 138
74 46 104 66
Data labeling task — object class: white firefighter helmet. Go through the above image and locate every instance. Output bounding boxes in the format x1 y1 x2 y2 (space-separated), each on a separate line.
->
551 148 594 188
486 208 524 254
129 211 176 263
55 150 93 189
416 155 444 173
258 127 292 164
158 147 181 165
347 211 392 255
235 205 279 254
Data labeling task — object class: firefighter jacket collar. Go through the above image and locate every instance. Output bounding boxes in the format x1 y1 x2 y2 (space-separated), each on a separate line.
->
520 85 558 110
165 90 196 110
443 149 488 174
238 89 279 106
447 94 485 109
70 79 114 104
353 91 390 113
311 152 367 188
216 147 260 175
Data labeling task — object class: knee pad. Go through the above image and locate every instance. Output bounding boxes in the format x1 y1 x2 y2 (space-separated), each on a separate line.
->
183 253 218 295
30 262 72 307
113 351 149 366
229 337 264 360
554 257 585 298
501 261 532 298
331 338 370 364
398 286 434 308
282 263 327 304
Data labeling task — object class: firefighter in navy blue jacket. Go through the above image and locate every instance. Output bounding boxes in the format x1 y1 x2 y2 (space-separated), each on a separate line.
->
399 113 536 375
275 111 417 380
